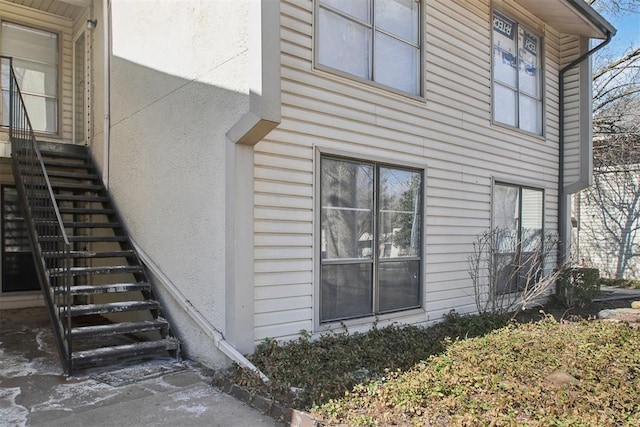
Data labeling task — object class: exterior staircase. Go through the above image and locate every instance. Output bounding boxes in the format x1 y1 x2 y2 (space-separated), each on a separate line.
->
5 56 179 374
12 141 180 374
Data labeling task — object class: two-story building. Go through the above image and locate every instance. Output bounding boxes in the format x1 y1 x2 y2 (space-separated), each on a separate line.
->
0 0 614 371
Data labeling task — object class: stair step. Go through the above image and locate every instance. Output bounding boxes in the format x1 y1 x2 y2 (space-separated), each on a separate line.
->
49 182 103 191
38 147 90 161
58 207 115 215
43 250 136 259
29 192 108 203
55 194 110 203
49 171 98 180
21 169 98 181
38 159 94 170
49 265 142 277
40 235 128 243
71 320 168 339
31 206 115 215
14 148 88 162
71 339 179 367
35 220 121 228
63 300 160 317
64 282 151 295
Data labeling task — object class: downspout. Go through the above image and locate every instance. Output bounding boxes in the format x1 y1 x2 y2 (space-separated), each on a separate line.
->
558 31 612 266
102 0 110 188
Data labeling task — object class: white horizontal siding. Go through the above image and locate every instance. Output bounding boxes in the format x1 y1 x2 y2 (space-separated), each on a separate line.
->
253 0 565 342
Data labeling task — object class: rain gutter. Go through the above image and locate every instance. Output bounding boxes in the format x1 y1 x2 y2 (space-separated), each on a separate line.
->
557 31 612 265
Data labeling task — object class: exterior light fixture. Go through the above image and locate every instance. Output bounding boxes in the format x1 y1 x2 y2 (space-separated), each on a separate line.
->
87 19 98 30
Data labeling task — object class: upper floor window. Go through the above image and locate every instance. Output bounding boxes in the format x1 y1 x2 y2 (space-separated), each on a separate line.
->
492 12 543 135
316 0 422 96
1 22 59 134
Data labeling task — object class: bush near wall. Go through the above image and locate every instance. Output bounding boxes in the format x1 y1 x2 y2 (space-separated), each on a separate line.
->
556 267 601 308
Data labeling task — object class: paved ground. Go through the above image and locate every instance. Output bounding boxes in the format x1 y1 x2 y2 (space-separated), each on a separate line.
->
0 307 284 427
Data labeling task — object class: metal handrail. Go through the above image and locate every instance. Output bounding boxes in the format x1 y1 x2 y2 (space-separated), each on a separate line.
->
3 55 73 373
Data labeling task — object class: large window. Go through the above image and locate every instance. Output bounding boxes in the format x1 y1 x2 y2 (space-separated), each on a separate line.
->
320 156 423 323
1 22 59 134
492 183 544 294
316 0 422 96
492 11 542 135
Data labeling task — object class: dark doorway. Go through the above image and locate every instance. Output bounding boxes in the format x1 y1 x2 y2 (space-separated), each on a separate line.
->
2 185 39 292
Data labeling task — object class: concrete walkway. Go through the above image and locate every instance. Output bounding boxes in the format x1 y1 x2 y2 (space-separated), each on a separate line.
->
0 307 284 427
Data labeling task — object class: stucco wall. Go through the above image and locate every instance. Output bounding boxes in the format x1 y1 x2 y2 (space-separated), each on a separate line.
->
103 0 251 367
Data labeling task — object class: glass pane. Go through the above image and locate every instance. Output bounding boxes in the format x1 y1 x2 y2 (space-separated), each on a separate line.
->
379 167 421 258
374 32 420 95
495 253 517 294
518 27 540 98
1 60 9 91
318 8 371 79
494 84 516 127
22 94 57 133
521 188 543 252
1 22 58 65
321 0 370 22
1 89 8 127
321 263 373 321
519 95 542 135
321 158 373 259
493 184 519 254
375 0 419 44
12 59 57 97
492 12 517 87
378 260 420 312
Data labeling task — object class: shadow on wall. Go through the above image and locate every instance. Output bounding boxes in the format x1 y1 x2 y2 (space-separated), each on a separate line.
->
103 56 252 368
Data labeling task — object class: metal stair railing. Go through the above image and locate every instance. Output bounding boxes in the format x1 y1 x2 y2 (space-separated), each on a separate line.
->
3 55 73 374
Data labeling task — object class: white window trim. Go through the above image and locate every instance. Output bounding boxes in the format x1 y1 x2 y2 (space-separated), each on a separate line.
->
313 146 427 331
313 0 425 100
490 9 546 138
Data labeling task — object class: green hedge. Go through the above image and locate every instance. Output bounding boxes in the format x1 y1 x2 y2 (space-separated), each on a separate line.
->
556 267 600 308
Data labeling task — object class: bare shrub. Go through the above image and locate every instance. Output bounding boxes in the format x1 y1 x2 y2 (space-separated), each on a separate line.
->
468 228 565 317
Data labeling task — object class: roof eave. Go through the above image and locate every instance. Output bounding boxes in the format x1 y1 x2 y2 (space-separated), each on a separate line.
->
515 0 616 39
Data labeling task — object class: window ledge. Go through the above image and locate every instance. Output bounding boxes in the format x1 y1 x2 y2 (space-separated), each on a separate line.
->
491 120 547 142
316 307 426 333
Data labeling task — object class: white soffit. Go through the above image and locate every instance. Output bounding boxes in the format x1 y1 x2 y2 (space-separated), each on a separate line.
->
514 0 616 38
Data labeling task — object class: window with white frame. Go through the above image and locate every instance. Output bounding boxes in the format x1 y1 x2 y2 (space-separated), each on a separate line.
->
492 183 544 294
320 155 423 323
316 0 422 96
492 11 543 135
1 22 59 134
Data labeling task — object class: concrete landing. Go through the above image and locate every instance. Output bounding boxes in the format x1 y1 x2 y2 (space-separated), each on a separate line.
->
0 307 283 427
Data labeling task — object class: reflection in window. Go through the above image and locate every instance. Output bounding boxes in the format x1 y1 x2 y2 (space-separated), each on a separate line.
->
317 0 421 95
320 156 423 322
492 11 542 135
492 183 544 294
